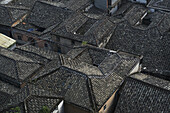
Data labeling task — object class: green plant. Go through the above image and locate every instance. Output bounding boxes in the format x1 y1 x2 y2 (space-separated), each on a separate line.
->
10 106 21 113
82 41 87 45
39 106 50 113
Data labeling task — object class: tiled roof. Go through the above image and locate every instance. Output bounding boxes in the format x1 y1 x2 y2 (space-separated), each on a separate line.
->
30 45 140 112
114 73 170 113
14 1 74 36
0 83 61 112
106 20 170 77
14 45 60 64
27 1 73 29
123 4 148 25
147 0 170 12
0 80 19 95
0 47 41 87
0 5 28 26
53 13 115 46
0 5 13 26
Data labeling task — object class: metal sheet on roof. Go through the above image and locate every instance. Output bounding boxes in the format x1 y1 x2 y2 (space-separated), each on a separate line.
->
0 33 16 48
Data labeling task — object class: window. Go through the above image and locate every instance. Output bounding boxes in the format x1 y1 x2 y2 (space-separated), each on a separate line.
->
44 43 48 48
36 27 45 32
58 47 61 53
104 105 106 110
31 39 37 46
72 40 75 45
142 14 151 26
18 35 22 40
28 37 32 41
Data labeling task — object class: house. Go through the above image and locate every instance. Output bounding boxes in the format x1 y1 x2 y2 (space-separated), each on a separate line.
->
110 3 148 26
94 0 122 14
147 0 170 12
0 79 20 112
0 33 16 50
114 73 170 113
52 13 115 53
29 45 142 113
14 45 60 64
8 0 91 11
12 1 73 51
105 20 170 78
0 83 64 113
0 47 42 87
0 5 28 37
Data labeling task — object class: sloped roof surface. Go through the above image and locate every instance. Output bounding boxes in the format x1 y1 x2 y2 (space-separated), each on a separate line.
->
114 74 170 113
0 6 13 26
106 21 170 76
0 48 41 86
148 0 170 12
14 45 60 64
27 1 73 29
53 13 115 46
30 46 140 111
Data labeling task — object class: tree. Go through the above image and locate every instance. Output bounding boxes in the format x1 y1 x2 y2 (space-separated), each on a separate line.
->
39 106 50 113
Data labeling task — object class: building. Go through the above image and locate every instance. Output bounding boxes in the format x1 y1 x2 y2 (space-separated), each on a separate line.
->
52 13 115 53
105 20 170 78
147 0 170 12
110 3 148 26
8 0 91 11
0 83 63 113
114 73 170 113
94 0 122 14
0 5 28 37
29 45 142 113
0 33 16 50
0 47 42 87
14 45 60 64
12 1 73 50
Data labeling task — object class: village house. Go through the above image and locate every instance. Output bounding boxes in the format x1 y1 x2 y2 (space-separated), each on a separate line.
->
0 47 42 88
0 79 20 113
114 73 170 113
0 83 64 113
147 0 170 12
0 5 28 37
109 3 150 26
51 13 115 53
8 0 92 12
11 1 74 50
105 19 170 79
14 45 60 64
24 45 142 113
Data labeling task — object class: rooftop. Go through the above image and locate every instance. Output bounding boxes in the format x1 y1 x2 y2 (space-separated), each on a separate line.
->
106 20 170 77
53 13 115 46
148 0 170 12
0 47 42 87
14 45 60 64
0 5 28 26
114 73 170 113
0 83 62 112
15 1 73 35
30 45 141 112
0 33 16 48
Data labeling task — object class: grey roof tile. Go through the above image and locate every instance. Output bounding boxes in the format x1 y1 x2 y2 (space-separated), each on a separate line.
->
114 73 170 113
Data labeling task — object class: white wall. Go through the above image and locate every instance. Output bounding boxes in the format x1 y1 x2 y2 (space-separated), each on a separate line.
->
110 5 118 14
128 0 147 4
